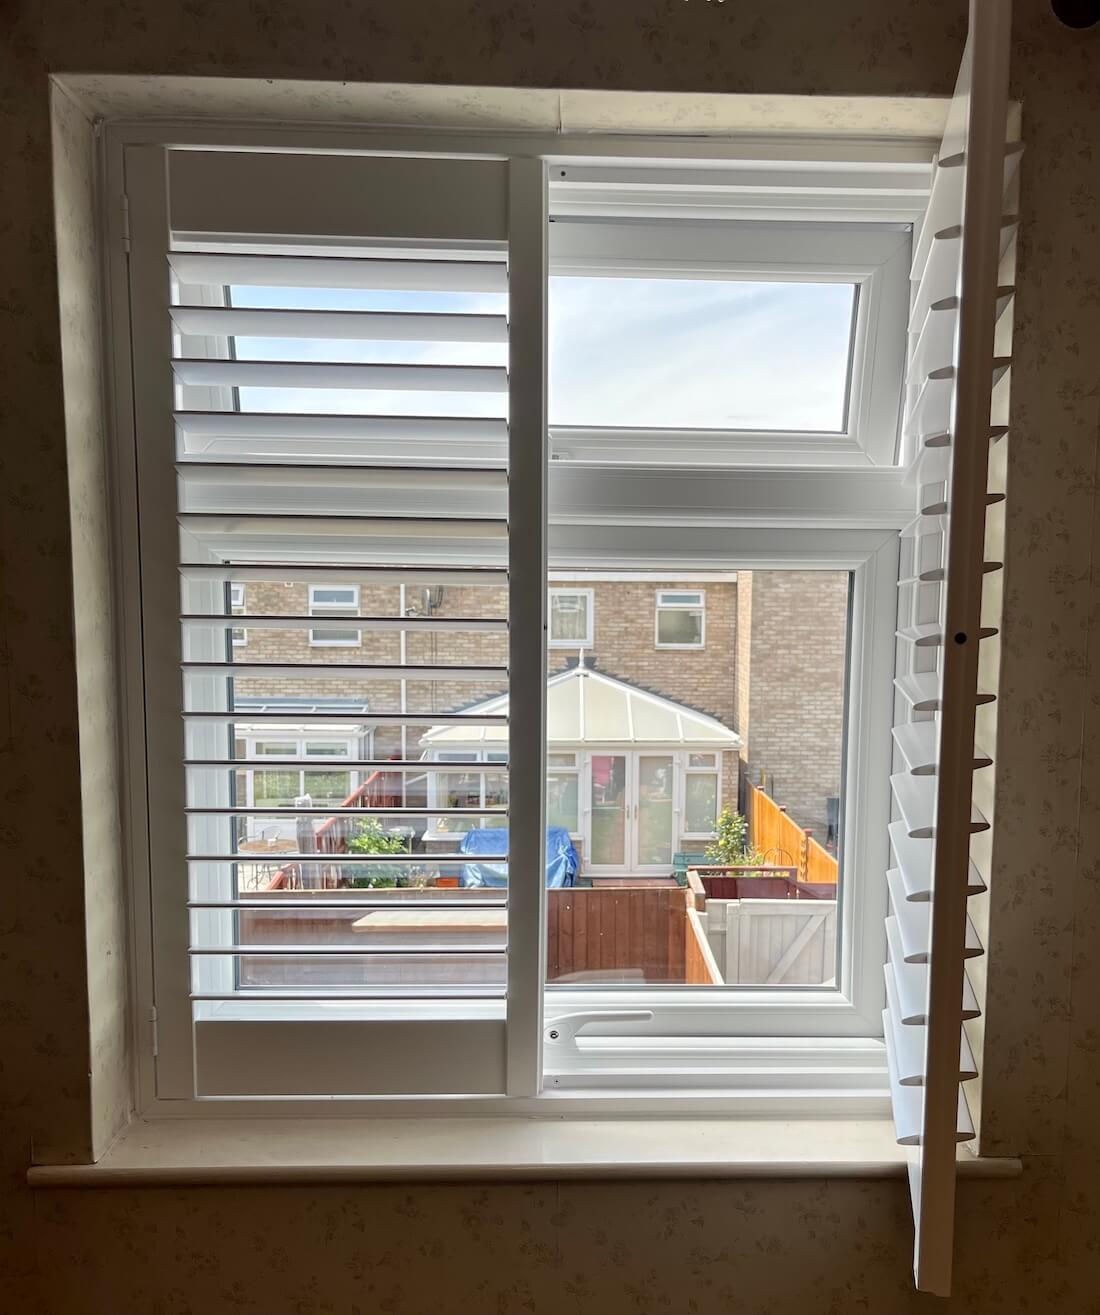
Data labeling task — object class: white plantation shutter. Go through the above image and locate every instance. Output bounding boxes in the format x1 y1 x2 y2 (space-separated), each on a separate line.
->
886 1 1017 1294
124 146 547 1098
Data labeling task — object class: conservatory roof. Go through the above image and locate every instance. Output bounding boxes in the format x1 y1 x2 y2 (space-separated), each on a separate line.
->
419 664 742 750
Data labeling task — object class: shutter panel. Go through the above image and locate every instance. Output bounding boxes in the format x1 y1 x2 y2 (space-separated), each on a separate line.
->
887 1 1017 1294
126 146 547 1098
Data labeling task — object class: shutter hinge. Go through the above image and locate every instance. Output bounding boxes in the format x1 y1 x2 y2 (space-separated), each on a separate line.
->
149 1005 158 1057
120 193 131 253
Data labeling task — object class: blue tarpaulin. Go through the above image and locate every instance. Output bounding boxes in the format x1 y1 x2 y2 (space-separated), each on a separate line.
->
458 826 578 888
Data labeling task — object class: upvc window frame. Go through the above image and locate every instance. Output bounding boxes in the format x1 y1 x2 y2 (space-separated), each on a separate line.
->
307 583 361 647
100 115 922 1118
654 588 706 650
680 752 722 839
547 586 594 649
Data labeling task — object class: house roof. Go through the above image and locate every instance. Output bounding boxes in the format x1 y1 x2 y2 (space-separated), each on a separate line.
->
419 664 742 750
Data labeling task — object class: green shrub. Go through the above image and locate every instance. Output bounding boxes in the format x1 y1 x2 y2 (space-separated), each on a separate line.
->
704 806 766 872
346 818 412 888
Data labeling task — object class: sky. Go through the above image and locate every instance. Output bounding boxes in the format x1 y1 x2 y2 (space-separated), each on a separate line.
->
222 277 856 434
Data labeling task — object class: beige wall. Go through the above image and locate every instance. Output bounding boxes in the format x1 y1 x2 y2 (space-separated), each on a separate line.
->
736 570 849 836
3 0 1100 1310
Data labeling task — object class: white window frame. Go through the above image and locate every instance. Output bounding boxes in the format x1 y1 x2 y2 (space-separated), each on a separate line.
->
426 749 509 841
241 733 360 803
548 214 911 469
654 589 706 650
308 584 361 647
101 116 921 1119
548 586 594 649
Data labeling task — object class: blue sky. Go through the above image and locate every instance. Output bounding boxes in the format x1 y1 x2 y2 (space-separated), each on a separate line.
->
226 277 855 432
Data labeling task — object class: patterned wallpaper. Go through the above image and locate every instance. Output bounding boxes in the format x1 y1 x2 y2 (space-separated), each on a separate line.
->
2 0 1099 1310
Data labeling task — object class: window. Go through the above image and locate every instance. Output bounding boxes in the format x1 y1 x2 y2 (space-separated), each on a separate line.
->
428 751 510 839
683 752 720 836
548 588 593 648
108 122 974 1127
229 583 246 646
655 590 705 648
550 276 856 433
308 585 360 646
546 752 580 834
547 216 909 467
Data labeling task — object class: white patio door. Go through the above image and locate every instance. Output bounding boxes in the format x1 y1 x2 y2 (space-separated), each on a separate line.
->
586 752 677 874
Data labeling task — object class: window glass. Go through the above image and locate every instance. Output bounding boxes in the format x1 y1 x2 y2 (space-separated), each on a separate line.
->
252 770 300 807
549 276 856 432
549 590 593 646
302 769 352 805
547 770 579 833
656 607 703 648
685 772 719 834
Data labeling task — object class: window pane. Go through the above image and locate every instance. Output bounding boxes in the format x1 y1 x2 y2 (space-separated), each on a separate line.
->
550 277 856 432
302 770 352 804
253 741 297 757
550 592 590 642
657 609 703 646
637 755 674 866
547 771 579 833
685 773 719 834
542 569 849 991
310 587 357 606
252 770 300 806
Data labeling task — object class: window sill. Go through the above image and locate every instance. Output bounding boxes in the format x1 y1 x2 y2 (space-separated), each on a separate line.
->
27 1116 1021 1187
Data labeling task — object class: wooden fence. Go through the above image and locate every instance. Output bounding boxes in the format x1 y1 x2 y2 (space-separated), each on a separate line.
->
747 783 838 889
546 886 693 983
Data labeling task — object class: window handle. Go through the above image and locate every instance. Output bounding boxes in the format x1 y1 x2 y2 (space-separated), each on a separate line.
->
544 1010 654 1048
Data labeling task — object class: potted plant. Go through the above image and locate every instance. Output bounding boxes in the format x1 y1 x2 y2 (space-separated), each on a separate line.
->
701 808 787 899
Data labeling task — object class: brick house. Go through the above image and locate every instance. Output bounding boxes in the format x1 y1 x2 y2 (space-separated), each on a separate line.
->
230 569 847 867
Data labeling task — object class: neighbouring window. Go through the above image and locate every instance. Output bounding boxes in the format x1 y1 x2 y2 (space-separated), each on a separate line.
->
308 584 361 646
684 752 720 836
229 583 247 646
549 588 594 648
655 590 705 648
429 751 509 838
547 752 580 834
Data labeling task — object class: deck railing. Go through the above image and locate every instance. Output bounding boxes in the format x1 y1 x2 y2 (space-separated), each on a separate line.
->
263 767 405 890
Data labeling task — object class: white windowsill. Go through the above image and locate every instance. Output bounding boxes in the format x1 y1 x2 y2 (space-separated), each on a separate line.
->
27 1116 1021 1187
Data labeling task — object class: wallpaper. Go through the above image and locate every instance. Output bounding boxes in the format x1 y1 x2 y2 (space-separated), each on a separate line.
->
2 0 1100 1311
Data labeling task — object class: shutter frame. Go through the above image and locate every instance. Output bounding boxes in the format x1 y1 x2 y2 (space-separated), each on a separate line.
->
885 0 1016 1295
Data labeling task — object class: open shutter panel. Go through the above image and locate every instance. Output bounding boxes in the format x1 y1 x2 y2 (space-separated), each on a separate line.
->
887 1 1017 1295
128 146 547 1098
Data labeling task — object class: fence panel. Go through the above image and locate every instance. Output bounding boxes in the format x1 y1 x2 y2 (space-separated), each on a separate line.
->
747 784 838 887
704 898 837 986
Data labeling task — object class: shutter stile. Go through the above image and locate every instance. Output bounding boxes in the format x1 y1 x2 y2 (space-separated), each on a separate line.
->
885 2 1016 1293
